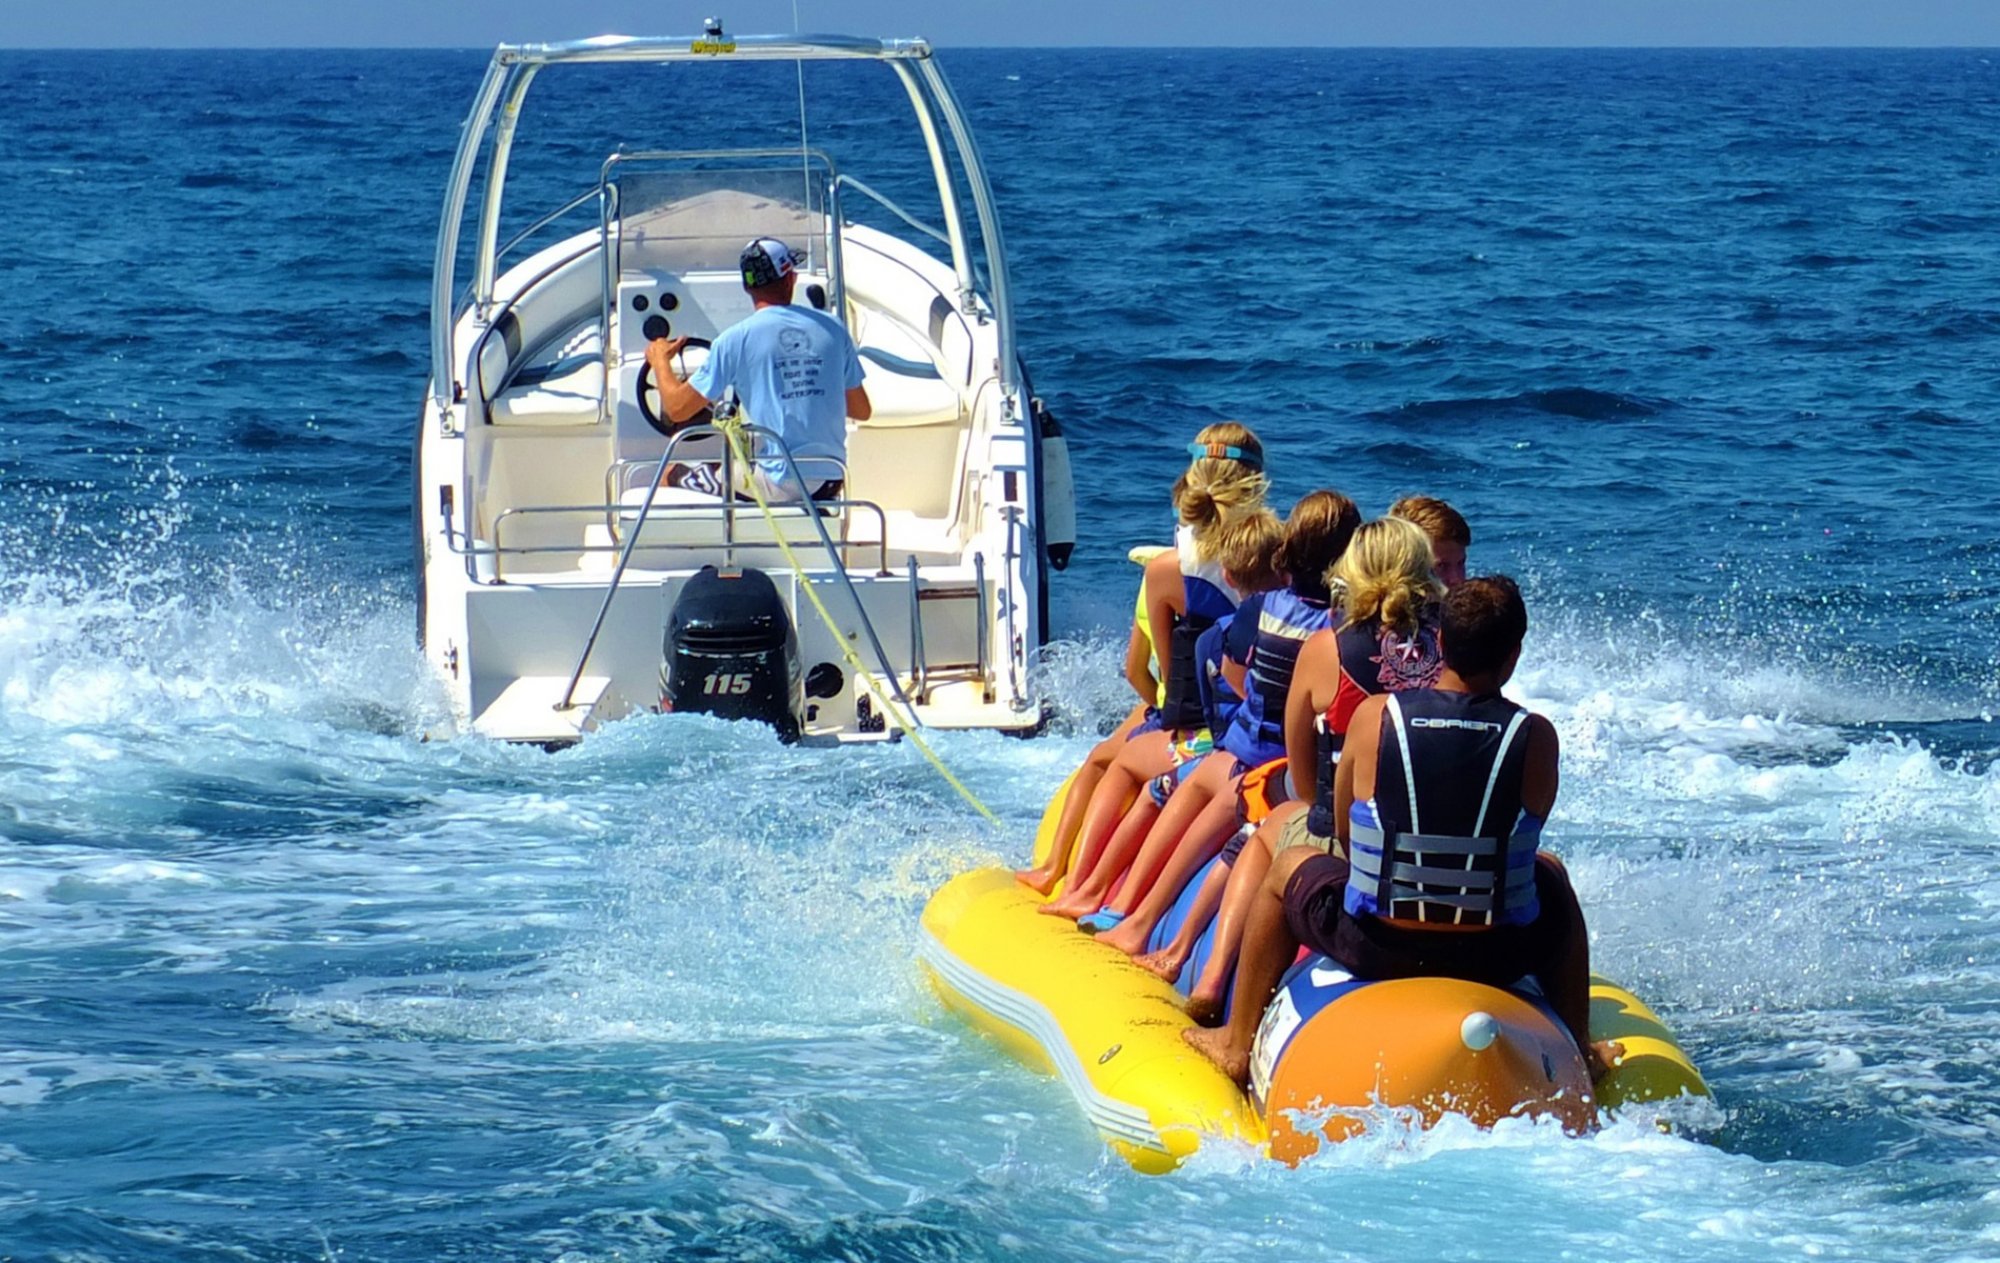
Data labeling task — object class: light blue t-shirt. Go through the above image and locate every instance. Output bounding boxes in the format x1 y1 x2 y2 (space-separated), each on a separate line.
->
688 303 864 487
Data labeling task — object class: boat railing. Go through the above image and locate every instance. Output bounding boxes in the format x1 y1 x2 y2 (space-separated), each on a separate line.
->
485 497 891 579
836 174 953 252
437 443 893 580
457 183 602 313
556 422 917 715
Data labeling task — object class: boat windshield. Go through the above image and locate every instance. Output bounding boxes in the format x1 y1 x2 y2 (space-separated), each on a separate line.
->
605 159 834 279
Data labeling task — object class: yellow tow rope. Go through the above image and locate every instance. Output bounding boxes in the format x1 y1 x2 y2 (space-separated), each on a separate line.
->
718 417 1000 826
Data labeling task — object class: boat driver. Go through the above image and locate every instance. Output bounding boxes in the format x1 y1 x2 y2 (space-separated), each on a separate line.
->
646 237 872 502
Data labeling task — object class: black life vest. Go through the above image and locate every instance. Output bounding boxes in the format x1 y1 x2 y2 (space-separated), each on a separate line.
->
1345 688 1543 927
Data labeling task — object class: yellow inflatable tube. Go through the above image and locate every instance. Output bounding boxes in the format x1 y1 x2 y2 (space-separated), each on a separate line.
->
920 770 1706 1171
920 867 1265 1172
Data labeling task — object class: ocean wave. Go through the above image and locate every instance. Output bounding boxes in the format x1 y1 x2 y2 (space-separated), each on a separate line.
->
1359 439 1454 471
1367 387 1666 424
1907 408 1974 427
1788 252 1868 269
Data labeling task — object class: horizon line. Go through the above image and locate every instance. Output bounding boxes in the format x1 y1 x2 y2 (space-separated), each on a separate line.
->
6 42 2000 52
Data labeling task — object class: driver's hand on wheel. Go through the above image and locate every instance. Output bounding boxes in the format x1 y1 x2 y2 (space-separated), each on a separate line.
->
645 336 690 379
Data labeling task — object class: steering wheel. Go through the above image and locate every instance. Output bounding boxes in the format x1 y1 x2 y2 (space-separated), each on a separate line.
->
635 336 714 436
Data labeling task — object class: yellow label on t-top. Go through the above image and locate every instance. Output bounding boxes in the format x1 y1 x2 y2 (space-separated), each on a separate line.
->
690 38 737 54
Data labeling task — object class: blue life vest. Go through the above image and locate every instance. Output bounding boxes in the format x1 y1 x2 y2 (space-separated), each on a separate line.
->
1194 615 1242 736
1220 586 1333 766
1345 689 1543 928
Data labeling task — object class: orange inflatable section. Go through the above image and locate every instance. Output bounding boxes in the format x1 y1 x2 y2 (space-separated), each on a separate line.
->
1258 976 1595 1165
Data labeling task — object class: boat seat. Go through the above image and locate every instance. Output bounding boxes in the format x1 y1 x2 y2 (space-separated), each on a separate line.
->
489 355 604 427
855 347 963 429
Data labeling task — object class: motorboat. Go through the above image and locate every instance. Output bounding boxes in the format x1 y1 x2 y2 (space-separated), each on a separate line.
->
415 24 1074 744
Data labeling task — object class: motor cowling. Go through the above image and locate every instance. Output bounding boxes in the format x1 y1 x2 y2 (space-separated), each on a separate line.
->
661 566 803 742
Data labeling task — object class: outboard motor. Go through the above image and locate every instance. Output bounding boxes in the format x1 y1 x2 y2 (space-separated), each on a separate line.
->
662 566 803 742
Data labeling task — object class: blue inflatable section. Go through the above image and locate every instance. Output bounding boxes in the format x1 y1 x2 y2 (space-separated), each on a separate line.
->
1141 851 1569 1039
1145 853 1230 1009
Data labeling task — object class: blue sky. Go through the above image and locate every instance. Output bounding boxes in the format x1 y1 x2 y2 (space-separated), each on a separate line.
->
11 2 2000 48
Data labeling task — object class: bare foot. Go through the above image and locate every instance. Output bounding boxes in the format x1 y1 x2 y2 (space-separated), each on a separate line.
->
1014 864 1061 895
1039 889 1098 920
1098 917 1150 956
1182 1024 1249 1084
1184 990 1224 1027
1135 947 1185 983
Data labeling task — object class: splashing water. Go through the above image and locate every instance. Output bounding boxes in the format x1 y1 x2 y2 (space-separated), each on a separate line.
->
3 44 2000 1263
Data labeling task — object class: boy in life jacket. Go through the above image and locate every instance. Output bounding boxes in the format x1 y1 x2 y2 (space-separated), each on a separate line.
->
1387 494 1470 588
1184 575 1616 1085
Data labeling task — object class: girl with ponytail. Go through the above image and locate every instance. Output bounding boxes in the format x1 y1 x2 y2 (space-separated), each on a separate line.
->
1017 423 1271 897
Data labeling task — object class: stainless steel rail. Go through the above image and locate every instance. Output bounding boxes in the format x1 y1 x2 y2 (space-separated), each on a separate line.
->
1001 505 1025 708
973 550 992 703
498 34 933 66
485 497 892 577
906 556 928 704
556 423 917 719
494 186 600 273
836 174 952 251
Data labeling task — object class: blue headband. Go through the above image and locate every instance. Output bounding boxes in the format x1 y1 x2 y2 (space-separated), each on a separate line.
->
1187 440 1262 470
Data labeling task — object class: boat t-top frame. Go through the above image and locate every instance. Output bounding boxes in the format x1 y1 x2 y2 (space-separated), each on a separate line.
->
427 29 1022 435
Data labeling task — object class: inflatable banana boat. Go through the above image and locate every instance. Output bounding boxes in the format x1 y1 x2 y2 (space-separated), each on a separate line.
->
918 776 1707 1172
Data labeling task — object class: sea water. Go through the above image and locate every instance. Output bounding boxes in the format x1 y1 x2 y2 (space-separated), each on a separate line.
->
0 46 1996 1262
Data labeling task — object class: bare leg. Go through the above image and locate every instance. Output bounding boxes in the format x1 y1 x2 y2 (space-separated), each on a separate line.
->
1185 803 1294 1023
1025 727 1164 902
1087 753 1228 930
1044 794 1161 919
1532 853 1620 1079
1100 790 1242 956
1058 730 1173 892
1134 854 1233 983
1016 706 1145 892
1183 846 1319 1085
1036 730 1173 911
1045 732 1185 918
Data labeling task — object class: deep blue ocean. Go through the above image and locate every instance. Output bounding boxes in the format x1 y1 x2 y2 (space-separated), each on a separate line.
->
2 44 1998 1262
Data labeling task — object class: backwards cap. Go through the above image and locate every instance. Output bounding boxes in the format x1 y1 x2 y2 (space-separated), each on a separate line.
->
741 237 799 289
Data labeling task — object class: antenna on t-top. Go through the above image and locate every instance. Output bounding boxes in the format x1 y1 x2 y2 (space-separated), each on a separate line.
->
791 2 812 257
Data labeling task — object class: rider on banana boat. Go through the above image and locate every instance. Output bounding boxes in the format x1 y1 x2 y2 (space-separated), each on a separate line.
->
1144 503 1467 995
1018 424 1269 894
1038 510 1284 917
1184 575 1614 1084
1072 491 1360 945
1386 494 1470 588
1181 512 1456 1014
1099 509 1416 956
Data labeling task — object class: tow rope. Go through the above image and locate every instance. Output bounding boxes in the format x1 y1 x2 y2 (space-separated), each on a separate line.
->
718 416 1000 826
